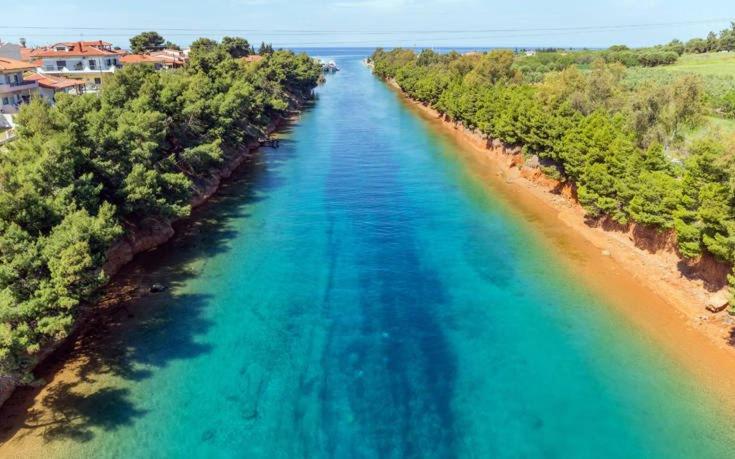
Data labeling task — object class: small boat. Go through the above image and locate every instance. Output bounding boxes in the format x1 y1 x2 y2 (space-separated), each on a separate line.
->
320 60 340 73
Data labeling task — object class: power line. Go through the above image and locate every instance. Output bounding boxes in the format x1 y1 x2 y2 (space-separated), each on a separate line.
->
0 18 731 36
3 26 725 48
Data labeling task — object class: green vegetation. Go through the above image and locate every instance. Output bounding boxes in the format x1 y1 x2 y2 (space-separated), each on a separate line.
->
507 21 735 84
684 22 735 54
129 31 167 54
685 117 735 149
666 52 735 77
0 38 321 382
371 47 735 303
515 46 682 82
129 31 185 53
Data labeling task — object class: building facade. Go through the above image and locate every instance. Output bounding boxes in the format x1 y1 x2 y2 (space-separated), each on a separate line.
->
25 72 84 104
0 42 22 60
0 57 38 115
32 41 122 90
121 49 188 70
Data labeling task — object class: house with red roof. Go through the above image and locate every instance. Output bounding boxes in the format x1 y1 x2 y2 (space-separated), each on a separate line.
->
24 72 84 103
148 49 188 67
32 41 122 90
0 56 38 115
121 49 188 70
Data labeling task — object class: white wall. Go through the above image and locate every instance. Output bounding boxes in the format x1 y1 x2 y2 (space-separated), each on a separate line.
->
1 71 24 85
40 55 120 73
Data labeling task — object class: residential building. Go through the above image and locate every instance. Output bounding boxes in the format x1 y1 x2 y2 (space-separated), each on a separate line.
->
121 53 163 68
25 73 84 103
32 41 122 90
0 42 22 60
0 57 38 115
121 49 188 70
149 49 188 67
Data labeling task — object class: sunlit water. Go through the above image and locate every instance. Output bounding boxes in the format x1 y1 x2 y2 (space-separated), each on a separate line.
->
20 51 735 458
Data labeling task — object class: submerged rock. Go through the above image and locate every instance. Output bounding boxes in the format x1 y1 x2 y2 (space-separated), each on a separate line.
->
150 283 167 293
706 291 730 313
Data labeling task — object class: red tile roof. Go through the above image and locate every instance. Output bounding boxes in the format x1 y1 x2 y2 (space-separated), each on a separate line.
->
120 54 161 65
30 41 119 58
24 72 84 90
0 57 35 72
65 40 112 47
19 48 33 62
148 50 187 64
121 52 186 67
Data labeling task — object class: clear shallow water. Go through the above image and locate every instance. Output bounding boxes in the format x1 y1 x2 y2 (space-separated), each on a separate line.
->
23 51 735 458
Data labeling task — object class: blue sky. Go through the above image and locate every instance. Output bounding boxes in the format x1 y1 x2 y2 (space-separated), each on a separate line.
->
1 0 733 49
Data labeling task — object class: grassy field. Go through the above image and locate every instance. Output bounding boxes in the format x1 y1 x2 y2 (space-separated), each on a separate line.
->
651 53 735 151
665 52 735 76
685 116 735 144
624 52 735 85
624 52 735 121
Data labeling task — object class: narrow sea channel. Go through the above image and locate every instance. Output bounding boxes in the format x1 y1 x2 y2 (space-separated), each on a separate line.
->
1 50 734 458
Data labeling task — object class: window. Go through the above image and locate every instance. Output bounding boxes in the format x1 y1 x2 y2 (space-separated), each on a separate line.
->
94 78 101 84
13 74 19 84
89 59 96 68
2 97 8 106
56 60 66 69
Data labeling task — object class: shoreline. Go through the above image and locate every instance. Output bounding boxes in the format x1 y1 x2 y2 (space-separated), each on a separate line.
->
385 79 735 401
0 101 309 410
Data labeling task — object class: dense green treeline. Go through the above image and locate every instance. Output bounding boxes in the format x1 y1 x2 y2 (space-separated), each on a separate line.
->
0 39 321 380
371 47 735 302
684 22 735 54
484 22 735 83
516 47 682 82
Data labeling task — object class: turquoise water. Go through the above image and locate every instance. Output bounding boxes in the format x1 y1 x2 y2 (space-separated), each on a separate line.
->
19 52 735 458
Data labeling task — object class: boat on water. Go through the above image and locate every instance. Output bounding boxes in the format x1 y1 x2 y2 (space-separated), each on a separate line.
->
319 59 340 73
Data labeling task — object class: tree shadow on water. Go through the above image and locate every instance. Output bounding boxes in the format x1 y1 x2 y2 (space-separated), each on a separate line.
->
0 290 215 446
25 382 146 444
0 125 306 447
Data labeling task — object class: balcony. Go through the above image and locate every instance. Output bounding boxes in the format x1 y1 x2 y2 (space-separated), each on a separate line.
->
0 104 19 115
42 65 116 75
0 81 38 95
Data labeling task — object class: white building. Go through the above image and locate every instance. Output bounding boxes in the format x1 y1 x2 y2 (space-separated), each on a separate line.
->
32 41 122 90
